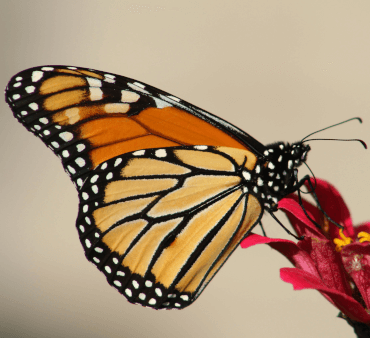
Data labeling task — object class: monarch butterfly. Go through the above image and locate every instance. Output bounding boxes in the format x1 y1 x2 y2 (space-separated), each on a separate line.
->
5 65 310 310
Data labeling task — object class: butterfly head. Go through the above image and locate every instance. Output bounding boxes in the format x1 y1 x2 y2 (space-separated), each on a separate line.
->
289 142 311 168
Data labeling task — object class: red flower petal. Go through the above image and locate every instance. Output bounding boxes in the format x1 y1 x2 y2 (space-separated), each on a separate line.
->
281 267 370 323
300 237 352 296
240 233 281 249
305 178 354 238
341 244 370 309
241 234 321 280
278 197 325 238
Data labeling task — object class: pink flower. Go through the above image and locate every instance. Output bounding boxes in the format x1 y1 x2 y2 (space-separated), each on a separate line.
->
241 178 370 325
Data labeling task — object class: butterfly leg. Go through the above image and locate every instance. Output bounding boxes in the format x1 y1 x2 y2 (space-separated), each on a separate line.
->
258 221 267 237
295 174 344 230
268 211 303 240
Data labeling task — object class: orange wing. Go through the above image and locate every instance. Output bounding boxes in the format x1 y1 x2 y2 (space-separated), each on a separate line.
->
77 145 263 309
5 66 264 187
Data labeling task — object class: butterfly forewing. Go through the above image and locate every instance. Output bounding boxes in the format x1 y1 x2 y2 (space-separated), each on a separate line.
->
77 146 263 309
5 66 264 189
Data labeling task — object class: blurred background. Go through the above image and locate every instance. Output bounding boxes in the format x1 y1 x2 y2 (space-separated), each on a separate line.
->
1 1 369 337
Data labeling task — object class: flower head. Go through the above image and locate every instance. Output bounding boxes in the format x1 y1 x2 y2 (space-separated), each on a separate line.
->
241 178 370 324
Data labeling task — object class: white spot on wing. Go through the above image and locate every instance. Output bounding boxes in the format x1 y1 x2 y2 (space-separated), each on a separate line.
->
121 90 140 102
29 103 38 110
86 77 102 87
39 118 48 124
90 175 99 183
152 97 172 108
242 171 251 180
13 82 21 87
114 158 122 166
59 131 73 142
41 67 54 71
75 157 86 167
127 82 149 94
155 149 167 158
133 150 145 156
90 87 103 101
194 145 208 150
155 288 162 297
25 86 35 93
133 81 145 89
32 71 43 82
67 166 76 174
77 144 85 152
12 94 20 100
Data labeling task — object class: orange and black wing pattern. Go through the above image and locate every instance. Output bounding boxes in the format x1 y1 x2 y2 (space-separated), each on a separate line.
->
5 66 268 309
78 145 263 309
5 66 265 188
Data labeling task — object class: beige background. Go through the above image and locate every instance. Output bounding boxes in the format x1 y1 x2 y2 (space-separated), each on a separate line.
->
1 1 370 337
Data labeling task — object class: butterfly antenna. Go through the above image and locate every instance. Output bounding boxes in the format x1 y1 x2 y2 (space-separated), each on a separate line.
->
301 117 363 142
302 138 367 149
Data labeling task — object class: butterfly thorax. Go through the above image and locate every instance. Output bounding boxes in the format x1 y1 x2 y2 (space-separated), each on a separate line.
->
252 141 310 211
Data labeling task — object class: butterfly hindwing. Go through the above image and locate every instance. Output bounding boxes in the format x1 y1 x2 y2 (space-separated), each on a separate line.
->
5 66 266 189
77 145 263 309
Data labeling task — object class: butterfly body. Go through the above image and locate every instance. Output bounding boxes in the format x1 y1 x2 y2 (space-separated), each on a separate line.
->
5 66 310 309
